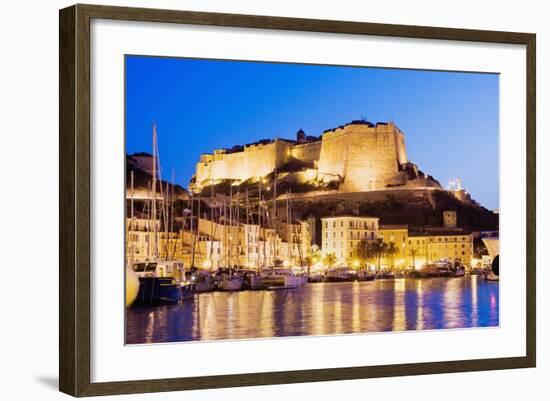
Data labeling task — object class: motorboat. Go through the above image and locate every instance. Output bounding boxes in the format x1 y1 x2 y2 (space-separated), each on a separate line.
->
324 268 356 282
188 269 216 293
132 260 188 305
260 268 307 288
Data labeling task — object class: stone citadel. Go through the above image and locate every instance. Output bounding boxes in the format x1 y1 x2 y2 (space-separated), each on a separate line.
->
192 120 441 193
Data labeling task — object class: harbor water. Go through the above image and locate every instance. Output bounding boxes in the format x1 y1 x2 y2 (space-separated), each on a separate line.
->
126 275 499 344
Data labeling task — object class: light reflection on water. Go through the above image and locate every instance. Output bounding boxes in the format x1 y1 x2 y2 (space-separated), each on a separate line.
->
126 276 499 345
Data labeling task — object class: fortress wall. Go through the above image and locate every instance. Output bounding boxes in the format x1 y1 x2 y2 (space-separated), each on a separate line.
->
394 130 408 164
317 123 403 192
194 122 408 192
343 126 401 191
195 140 291 185
317 130 350 179
290 141 322 164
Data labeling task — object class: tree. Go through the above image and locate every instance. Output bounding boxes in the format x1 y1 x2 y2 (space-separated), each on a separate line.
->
323 253 337 269
386 241 398 270
304 256 314 275
370 238 388 271
355 239 371 270
409 247 418 271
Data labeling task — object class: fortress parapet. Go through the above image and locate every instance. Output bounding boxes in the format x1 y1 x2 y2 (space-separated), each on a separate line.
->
193 120 433 193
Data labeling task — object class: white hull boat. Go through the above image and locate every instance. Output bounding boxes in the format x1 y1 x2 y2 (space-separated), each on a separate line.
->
220 275 244 291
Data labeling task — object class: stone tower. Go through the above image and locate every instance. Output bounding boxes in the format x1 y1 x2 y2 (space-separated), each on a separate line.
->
317 121 407 192
443 211 457 228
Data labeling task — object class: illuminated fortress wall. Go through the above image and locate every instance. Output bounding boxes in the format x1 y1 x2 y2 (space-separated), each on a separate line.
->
196 139 292 184
318 122 407 191
289 141 322 165
194 122 408 192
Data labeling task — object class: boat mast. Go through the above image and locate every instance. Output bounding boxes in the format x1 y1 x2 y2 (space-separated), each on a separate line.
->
209 177 214 270
169 168 176 260
152 122 158 259
129 170 135 267
190 192 195 268
196 193 201 267
229 181 233 268
259 177 266 269
272 169 277 267
146 180 151 259
287 187 291 268
245 187 250 268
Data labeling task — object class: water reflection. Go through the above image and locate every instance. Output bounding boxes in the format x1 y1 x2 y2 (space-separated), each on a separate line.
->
126 276 499 345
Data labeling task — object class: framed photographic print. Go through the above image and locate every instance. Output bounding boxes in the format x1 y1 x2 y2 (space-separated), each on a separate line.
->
59 4 536 397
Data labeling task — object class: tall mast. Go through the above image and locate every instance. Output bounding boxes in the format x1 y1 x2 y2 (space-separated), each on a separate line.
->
257 178 261 269
190 192 195 268
259 177 265 269
246 188 250 268
152 122 158 259
197 193 201 267
146 181 151 259
224 199 228 266
272 169 277 266
129 170 135 267
229 182 233 267
209 178 214 269
287 187 291 267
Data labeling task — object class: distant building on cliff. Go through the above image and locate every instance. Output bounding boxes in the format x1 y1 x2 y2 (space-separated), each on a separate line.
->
191 120 440 193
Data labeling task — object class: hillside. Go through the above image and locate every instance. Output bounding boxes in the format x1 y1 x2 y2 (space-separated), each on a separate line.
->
126 153 189 198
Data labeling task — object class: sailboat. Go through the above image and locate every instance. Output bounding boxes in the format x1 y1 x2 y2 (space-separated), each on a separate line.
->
215 184 244 291
260 181 306 289
131 122 188 305
125 170 140 307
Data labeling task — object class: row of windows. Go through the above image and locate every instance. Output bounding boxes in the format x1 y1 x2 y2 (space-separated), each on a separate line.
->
324 220 377 230
325 231 376 240
408 236 469 245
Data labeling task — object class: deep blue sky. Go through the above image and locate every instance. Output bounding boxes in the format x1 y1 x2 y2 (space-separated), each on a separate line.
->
126 55 499 210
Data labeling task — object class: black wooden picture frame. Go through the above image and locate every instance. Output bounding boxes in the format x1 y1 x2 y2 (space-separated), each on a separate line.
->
59 3 536 397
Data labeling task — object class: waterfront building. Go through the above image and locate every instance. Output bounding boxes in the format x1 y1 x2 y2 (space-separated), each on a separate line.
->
379 225 409 269
321 216 380 264
126 217 161 261
176 230 223 270
408 230 474 267
275 220 312 265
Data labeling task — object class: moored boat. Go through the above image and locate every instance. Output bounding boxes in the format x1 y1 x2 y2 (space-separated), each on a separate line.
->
260 268 306 287
188 269 216 293
356 271 376 281
219 275 244 291
325 268 356 282
307 273 325 283
448 266 466 277
132 260 188 305
242 271 265 290
374 270 395 280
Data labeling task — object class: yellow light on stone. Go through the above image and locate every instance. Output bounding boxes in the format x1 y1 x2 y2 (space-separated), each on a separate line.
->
304 169 317 181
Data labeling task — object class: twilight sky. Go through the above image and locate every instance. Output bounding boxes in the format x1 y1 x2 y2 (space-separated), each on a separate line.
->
126 55 499 210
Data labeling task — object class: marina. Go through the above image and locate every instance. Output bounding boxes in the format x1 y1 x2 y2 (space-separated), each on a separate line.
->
126 275 499 344
123 69 500 343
